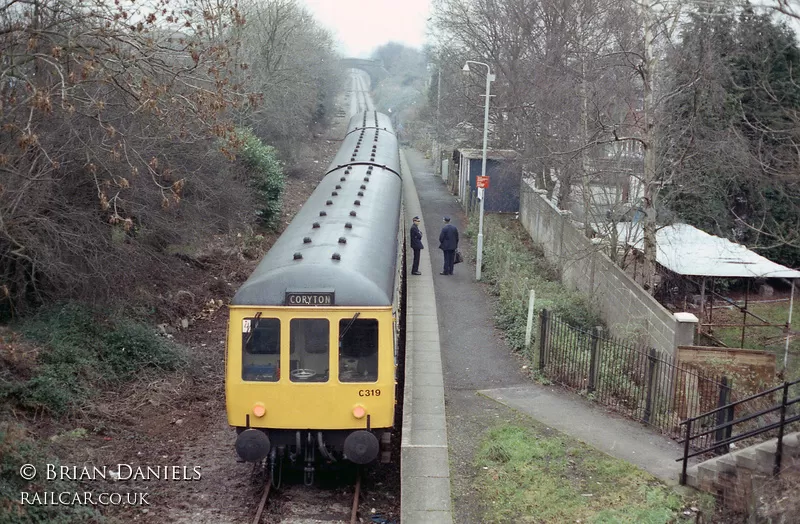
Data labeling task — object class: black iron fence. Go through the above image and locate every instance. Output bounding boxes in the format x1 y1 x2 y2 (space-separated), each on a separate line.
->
536 309 733 441
678 378 800 484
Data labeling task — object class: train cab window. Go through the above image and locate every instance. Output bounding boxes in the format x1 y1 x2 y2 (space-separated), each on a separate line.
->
241 317 280 382
338 318 378 383
289 319 329 383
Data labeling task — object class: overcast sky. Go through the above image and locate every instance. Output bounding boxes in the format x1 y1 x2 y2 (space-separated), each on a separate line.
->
300 0 431 58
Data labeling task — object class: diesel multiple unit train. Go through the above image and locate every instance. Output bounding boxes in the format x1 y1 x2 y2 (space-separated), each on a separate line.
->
225 108 404 483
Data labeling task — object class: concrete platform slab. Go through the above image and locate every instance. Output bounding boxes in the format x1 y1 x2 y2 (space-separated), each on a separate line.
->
401 477 452 512
408 413 450 431
412 371 445 387
402 446 450 475
406 428 448 447
402 510 454 524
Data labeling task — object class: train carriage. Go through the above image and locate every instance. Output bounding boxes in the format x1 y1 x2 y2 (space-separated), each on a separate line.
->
225 111 403 482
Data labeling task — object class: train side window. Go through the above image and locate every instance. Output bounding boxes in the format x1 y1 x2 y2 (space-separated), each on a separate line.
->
289 319 329 383
241 317 280 382
338 318 378 383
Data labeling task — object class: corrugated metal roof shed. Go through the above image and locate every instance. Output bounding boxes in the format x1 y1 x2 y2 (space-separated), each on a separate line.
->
618 222 800 279
457 149 521 160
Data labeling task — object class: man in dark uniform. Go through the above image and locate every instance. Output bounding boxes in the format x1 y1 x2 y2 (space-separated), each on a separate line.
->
410 216 424 275
438 216 459 275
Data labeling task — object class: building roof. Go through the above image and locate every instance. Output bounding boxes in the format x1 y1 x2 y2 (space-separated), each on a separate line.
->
616 222 800 279
457 148 520 160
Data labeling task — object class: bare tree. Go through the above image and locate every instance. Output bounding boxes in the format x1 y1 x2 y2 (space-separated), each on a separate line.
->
429 1 642 241
236 0 341 155
428 0 800 283
0 0 252 313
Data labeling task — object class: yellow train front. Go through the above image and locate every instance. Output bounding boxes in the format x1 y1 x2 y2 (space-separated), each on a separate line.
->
225 111 403 482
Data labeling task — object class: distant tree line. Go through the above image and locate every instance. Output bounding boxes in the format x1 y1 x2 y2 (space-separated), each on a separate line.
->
426 0 800 281
0 0 341 316
370 42 429 133
662 6 800 266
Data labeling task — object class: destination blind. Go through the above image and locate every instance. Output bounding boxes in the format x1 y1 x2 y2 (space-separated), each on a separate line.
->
285 290 335 306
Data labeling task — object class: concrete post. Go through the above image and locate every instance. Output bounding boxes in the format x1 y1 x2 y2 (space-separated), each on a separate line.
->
524 290 536 350
673 312 699 353
558 209 571 267
667 312 699 417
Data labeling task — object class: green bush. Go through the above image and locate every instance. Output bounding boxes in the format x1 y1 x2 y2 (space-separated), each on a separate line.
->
235 128 285 228
0 423 101 523
3 302 184 415
102 320 183 379
476 215 601 354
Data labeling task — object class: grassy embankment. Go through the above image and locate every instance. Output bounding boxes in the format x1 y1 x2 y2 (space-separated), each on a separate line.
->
1 303 187 523
475 422 712 523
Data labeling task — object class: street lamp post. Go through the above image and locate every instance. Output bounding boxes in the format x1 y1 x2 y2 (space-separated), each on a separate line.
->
462 60 495 281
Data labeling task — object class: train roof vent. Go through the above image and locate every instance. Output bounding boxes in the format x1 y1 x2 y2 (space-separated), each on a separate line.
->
303 237 311 244
340 177 346 181
354 200 361 206
338 237 347 244
345 222 353 229
360 185 366 190
364 177 369 182
358 191 364 197
326 200 333 205
332 253 341 261
312 222 320 228
293 253 303 260
350 211 357 217
331 191 338 196
335 184 342 189
319 211 327 216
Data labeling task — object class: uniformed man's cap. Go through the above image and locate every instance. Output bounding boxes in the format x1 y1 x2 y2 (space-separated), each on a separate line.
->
413 216 420 221
443 216 451 222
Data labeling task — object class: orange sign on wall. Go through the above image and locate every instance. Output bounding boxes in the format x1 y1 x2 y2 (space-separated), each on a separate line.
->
476 176 490 189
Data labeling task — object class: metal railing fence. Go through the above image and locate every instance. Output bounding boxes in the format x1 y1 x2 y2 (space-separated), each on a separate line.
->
677 378 800 484
536 309 732 442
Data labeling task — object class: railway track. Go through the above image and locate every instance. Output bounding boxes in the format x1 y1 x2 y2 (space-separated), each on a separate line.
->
250 467 364 524
251 474 271 524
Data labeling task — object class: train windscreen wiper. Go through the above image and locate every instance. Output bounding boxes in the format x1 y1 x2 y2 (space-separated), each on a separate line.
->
244 311 262 351
338 312 360 347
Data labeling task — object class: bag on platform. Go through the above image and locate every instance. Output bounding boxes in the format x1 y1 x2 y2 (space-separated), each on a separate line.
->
454 249 463 264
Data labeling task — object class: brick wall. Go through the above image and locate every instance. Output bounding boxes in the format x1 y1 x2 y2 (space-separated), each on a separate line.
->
519 180 679 358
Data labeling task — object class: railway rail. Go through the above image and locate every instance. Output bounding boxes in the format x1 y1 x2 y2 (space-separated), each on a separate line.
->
250 467 364 524
243 68 394 524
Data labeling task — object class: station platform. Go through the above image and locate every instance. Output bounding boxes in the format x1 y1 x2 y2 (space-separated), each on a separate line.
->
399 149 686 523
